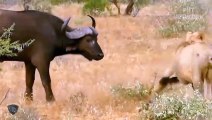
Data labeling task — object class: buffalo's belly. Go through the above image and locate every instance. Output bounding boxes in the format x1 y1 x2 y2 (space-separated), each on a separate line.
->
0 53 30 61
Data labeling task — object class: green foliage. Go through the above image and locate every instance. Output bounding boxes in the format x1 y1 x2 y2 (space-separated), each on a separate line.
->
111 83 212 120
140 87 212 120
111 82 151 100
82 0 108 16
83 0 151 15
136 0 151 6
118 0 151 4
69 0 85 3
50 0 69 5
158 0 208 38
0 23 34 57
0 24 21 57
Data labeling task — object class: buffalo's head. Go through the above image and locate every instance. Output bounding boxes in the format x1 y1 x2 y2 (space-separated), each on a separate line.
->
61 15 104 61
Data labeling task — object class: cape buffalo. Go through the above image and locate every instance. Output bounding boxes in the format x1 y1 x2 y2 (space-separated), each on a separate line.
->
0 9 104 102
152 32 212 100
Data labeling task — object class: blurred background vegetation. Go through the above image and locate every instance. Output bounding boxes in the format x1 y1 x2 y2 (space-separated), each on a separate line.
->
158 0 208 38
0 0 210 47
18 0 210 38
0 0 153 16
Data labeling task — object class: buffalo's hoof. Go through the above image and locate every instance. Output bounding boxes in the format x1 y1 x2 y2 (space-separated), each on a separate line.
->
24 98 33 105
46 96 55 103
24 93 33 104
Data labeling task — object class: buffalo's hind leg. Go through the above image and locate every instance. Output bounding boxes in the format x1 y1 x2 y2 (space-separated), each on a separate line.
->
24 62 36 102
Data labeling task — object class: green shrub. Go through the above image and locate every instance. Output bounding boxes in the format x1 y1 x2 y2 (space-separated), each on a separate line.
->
136 0 151 6
140 87 212 120
111 82 151 100
0 23 34 57
69 0 85 3
82 0 108 16
50 0 69 5
158 0 208 38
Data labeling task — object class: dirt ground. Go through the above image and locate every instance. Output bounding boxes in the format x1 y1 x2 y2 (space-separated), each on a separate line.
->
0 3 211 120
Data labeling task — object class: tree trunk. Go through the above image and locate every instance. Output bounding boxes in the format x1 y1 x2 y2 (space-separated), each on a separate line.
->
111 0 121 15
23 0 31 10
125 0 134 15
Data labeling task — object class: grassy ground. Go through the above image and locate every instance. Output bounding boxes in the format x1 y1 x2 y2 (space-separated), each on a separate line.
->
0 3 211 120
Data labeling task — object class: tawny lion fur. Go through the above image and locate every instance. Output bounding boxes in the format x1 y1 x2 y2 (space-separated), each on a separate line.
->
152 32 212 100
176 31 205 53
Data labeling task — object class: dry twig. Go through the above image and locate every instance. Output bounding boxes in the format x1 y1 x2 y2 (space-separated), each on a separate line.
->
0 88 10 105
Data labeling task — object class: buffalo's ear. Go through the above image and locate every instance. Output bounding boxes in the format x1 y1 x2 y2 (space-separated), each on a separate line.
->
61 17 71 32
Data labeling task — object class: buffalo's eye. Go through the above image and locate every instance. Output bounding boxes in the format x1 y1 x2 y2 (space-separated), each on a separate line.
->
86 39 92 42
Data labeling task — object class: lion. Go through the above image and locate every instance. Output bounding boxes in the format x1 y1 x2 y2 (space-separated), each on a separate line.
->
176 31 205 53
151 32 212 100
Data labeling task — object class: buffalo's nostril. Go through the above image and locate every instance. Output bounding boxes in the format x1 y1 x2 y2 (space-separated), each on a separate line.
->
98 53 104 58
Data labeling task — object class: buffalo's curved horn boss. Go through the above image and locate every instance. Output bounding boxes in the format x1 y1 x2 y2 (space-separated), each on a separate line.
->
65 15 98 39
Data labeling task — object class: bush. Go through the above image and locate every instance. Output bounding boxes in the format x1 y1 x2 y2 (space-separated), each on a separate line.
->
82 0 108 16
69 0 85 3
136 0 152 6
0 23 34 57
50 0 69 5
139 87 212 120
158 0 208 38
111 81 151 100
21 0 52 13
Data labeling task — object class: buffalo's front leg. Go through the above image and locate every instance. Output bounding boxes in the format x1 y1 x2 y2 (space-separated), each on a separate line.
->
36 62 55 102
24 62 36 101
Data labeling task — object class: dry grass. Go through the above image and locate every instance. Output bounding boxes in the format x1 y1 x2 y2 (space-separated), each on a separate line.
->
0 3 211 120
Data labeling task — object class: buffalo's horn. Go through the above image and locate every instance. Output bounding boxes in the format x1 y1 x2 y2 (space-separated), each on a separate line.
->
89 27 98 35
61 17 71 32
66 27 93 39
87 15 96 28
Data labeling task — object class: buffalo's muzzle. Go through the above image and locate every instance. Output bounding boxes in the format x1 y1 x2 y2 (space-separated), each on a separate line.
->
95 53 104 60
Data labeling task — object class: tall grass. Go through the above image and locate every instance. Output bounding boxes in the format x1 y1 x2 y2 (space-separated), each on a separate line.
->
5 107 40 120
